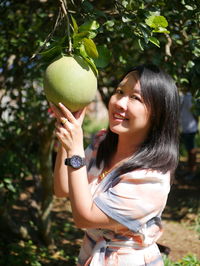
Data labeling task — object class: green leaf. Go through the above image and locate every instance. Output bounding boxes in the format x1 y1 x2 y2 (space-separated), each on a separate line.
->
71 15 79 33
176 40 183 45
186 60 195 69
4 178 12 184
145 15 168 29
87 31 97 39
104 20 115 31
79 20 99 32
185 5 195 10
82 1 94 11
139 27 149 43
73 31 90 47
139 28 149 39
93 45 111 68
82 56 98 76
122 16 132 23
138 39 144 51
83 38 99 58
16 128 21 135
153 27 170 34
39 46 62 61
79 44 88 58
58 35 68 46
180 78 189 84
73 31 89 41
122 0 128 8
7 183 16 193
149 36 160 47
119 55 127 64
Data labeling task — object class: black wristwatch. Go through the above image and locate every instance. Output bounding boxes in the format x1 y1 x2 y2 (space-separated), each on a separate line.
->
64 155 86 169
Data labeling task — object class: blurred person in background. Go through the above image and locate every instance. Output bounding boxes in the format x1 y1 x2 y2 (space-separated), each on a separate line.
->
179 87 199 181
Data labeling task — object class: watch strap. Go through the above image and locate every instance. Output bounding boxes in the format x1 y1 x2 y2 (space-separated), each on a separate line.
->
64 158 71 165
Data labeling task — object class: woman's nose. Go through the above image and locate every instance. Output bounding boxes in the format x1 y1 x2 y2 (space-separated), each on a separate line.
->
115 96 129 110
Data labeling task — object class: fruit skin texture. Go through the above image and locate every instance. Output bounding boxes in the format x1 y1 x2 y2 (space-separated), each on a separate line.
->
43 55 97 112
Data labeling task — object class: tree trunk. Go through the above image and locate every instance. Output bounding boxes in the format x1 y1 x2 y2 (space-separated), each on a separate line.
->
38 127 55 247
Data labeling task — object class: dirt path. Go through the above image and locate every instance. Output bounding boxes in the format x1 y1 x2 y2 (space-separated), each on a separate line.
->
159 220 200 261
157 165 200 262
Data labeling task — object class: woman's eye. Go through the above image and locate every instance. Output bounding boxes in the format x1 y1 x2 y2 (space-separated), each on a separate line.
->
130 95 141 101
130 95 140 100
115 89 123 95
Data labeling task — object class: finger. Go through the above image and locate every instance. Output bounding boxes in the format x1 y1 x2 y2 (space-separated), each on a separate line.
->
54 122 62 136
55 131 64 143
73 107 86 119
74 107 87 125
55 122 68 136
58 103 76 123
55 129 70 147
55 120 73 137
51 105 69 127
61 119 74 132
55 121 63 129
50 103 64 120
60 117 68 126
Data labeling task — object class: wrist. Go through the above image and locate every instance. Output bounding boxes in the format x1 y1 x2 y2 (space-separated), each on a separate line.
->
67 149 85 158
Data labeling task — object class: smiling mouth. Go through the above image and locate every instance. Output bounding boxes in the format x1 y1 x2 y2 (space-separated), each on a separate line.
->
113 113 129 120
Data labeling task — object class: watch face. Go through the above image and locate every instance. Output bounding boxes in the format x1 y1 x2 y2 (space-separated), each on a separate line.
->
70 155 83 169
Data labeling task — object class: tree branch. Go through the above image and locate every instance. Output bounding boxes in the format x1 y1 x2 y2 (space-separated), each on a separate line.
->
59 0 72 54
30 9 62 60
165 34 172 61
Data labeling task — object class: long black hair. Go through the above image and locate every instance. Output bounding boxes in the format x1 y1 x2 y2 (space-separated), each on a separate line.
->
96 64 180 176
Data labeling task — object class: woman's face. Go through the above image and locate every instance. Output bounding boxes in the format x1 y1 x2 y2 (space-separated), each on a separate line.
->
108 71 151 140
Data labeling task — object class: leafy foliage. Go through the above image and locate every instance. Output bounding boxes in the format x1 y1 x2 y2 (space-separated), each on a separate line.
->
39 15 101 75
0 0 200 252
163 254 200 266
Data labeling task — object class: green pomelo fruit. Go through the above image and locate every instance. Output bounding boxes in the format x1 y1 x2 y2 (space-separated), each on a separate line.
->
43 55 97 112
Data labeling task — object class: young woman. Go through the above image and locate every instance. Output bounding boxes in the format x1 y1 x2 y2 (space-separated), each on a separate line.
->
51 64 179 266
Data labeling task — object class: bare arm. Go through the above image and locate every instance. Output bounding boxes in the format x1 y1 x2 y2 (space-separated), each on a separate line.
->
53 143 69 197
51 103 122 230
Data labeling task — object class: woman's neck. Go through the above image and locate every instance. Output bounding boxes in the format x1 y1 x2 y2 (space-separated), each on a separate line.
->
108 135 140 169
117 138 139 158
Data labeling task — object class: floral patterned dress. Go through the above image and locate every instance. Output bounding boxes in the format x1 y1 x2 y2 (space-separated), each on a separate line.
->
77 130 171 266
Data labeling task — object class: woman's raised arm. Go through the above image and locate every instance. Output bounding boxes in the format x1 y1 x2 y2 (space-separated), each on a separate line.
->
53 143 69 197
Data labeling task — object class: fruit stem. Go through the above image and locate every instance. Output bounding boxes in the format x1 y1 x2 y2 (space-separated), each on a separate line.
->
59 0 72 54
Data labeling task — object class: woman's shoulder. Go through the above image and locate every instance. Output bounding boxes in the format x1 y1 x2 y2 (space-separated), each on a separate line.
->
121 168 171 184
118 169 171 195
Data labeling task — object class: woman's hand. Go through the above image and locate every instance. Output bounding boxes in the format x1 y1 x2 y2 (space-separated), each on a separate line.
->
50 102 86 155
